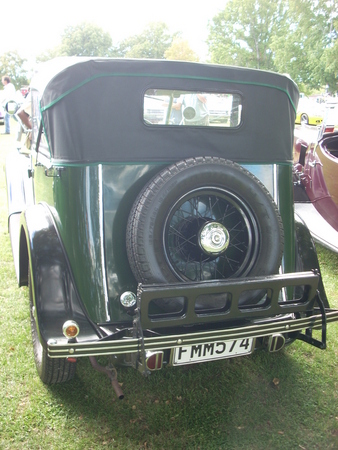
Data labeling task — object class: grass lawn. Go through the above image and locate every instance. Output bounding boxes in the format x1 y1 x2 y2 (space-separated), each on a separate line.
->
0 124 337 449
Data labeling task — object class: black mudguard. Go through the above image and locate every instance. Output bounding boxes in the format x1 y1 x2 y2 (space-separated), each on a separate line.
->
20 203 101 347
295 212 329 307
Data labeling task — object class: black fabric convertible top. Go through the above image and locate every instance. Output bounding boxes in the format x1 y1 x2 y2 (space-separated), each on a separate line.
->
31 57 299 165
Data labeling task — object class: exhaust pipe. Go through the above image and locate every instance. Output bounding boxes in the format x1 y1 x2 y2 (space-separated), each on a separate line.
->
89 356 124 400
267 334 286 352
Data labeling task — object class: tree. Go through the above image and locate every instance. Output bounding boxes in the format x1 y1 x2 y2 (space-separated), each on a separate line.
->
272 0 337 92
0 51 29 89
207 0 338 94
36 46 65 63
164 38 199 62
321 16 338 94
60 22 113 57
118 22 174 59
207 0 287 71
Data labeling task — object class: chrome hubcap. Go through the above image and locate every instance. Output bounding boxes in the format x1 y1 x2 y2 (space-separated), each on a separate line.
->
199 222 230 255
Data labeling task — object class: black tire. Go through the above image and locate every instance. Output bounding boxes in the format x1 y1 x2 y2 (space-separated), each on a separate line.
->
29 267 76 384
300 113 309 125
126 157 284 307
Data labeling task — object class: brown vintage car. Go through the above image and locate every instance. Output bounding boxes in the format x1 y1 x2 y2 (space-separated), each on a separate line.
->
294 101 338 252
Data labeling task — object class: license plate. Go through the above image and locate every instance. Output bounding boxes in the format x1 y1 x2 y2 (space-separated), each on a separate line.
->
173 338 254 365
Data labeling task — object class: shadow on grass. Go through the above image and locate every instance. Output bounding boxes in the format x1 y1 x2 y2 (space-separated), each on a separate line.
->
46 345 337 449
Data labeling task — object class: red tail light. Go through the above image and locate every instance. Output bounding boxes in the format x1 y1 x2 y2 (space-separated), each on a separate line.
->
146 351 164 371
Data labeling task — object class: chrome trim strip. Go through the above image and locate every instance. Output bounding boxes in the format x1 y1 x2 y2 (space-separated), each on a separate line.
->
273 163 278 205
48 309 338 358
98 164 110 319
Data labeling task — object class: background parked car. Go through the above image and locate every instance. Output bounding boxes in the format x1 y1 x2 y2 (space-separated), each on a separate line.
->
0 106 4 125
295 96 324 125
20 86 29 97
144 95 167 123
323 99 338 132
294 106 338 252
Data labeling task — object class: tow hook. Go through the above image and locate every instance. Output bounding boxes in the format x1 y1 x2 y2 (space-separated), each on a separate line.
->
89 356 124 400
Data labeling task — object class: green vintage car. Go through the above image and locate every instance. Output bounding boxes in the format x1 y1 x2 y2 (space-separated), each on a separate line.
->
6 58 338 399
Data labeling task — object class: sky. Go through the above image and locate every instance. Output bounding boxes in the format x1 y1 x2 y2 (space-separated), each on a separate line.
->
1 0 227 63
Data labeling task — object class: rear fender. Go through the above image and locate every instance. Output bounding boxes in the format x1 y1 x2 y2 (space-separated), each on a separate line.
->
21 203 101 346
295 213 329 307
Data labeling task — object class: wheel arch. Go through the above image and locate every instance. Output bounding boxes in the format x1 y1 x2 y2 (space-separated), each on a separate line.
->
20 203 101 347
295 213 329 307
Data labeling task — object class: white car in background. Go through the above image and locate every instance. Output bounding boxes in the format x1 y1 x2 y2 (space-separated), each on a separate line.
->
323 99 338 133
0 106 4 125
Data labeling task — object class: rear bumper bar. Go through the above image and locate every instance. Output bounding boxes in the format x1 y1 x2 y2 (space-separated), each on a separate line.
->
48 308 338 358
47 271 338 359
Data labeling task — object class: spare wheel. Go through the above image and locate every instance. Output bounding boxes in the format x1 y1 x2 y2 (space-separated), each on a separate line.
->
126 157 284 310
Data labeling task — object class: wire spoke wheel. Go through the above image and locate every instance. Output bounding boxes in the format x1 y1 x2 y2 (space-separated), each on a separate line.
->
164 188 259 281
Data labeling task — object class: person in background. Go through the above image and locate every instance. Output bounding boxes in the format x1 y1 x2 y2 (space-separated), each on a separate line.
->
182 93 209 126
170 97 183 124
17 92 31 130
16 91 32 152
16 87 30 147
1 76 16 134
